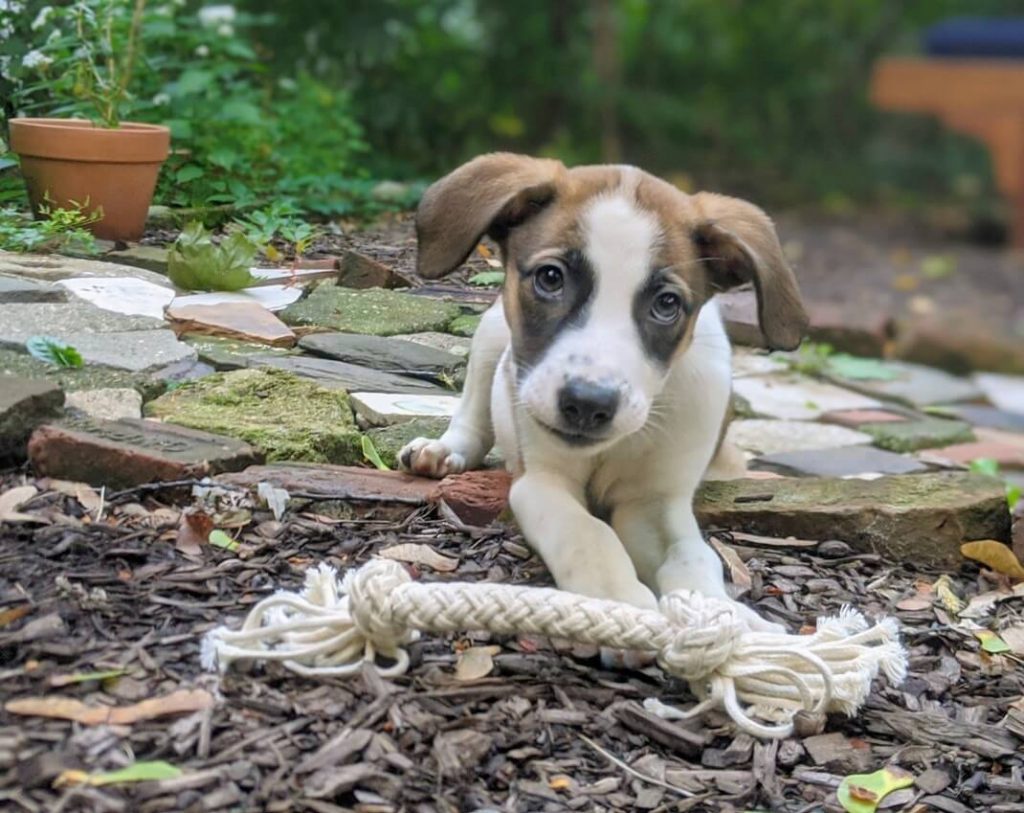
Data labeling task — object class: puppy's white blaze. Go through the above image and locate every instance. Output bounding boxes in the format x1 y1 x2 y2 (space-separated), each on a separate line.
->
520 192 664 443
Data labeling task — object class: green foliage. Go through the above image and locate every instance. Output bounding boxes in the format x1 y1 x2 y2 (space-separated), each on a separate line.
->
468 270 506 287
233 201 320 260
784 343 896 381
25 336 84 368
361 435 391 471
168 221 258 291
0 202 99 254
969 458 1023 511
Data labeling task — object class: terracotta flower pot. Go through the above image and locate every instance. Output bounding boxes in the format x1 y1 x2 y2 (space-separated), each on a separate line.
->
9 118 170 242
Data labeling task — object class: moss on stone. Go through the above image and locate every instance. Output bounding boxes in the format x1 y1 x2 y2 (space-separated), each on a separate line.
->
183 334 299 371
859 416 975 453
145 368 362 464
448 313 482 338
280 285 461 336
0 347 166 401
365 417 451 468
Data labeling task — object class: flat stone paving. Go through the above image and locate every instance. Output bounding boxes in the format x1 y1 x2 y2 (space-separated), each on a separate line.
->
0 247 1021 560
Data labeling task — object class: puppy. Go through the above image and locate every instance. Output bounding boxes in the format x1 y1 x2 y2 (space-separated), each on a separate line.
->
400 154 808 633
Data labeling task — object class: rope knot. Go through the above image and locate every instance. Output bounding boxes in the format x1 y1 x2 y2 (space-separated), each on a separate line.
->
346 559 413 650
656 590 744 679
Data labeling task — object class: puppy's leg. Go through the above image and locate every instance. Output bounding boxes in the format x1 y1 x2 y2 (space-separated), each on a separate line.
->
400 303 506 478
510 472 657 611
656 497 785 633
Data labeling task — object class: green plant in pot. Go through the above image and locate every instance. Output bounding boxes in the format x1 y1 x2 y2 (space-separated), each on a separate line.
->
7 0 169 241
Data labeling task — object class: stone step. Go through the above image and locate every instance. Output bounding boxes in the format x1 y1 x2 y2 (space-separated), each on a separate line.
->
246 354 450 395
694 471 1011 566
0 376 64 464
299 332 464 381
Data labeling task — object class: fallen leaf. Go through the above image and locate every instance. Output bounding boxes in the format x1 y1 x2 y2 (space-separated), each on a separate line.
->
999 624 1024 655
827 354 899 381
361 435 391 471
208 529 239 551
476 243 493 259
891 274 919 292
896 596 932 612
933 575 965 616
176 509 213 557
920 254 956 279
468 270 506 286
548 774 573 791
49 668 128 688
256 481 290 520
455 645 500 681
837 766 914 813
47 480 102 513
5 688 214 725
0 604 31 628
379 543 458 572
975 630 1011 654
55 760 182 788
710 536 752 593
961 540 1024 582
0 485 41 523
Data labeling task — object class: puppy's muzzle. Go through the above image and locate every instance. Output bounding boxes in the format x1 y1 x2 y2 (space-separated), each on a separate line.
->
557 378 619 436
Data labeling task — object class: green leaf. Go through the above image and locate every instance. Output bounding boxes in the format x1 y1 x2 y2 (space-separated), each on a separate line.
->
976 630 1011 654
920 254 956 279
827 354 898 381
25 336 84 368
167 222 257 291
51 668 127 687
837 766 914 813
175 165 205 183
969 458 1000 478
361 435 391 471
208 529 239 551
468 271 506 286
89 761 183 786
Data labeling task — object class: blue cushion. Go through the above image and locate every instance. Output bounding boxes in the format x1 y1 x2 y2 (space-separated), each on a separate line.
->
925 17 1024 58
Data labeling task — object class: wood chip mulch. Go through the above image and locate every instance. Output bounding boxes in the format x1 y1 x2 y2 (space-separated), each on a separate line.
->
1 469 1023 813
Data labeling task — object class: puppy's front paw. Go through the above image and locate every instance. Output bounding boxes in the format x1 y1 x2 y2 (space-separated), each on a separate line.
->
398 437 467 479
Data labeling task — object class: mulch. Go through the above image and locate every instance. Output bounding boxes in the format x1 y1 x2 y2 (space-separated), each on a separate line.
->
2 467 1023 813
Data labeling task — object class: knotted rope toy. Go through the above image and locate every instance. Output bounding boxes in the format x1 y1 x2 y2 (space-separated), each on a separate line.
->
203 559 907 739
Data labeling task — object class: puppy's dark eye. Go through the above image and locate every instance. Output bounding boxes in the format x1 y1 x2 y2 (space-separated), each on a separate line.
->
533 264 565 297
651 291 684 323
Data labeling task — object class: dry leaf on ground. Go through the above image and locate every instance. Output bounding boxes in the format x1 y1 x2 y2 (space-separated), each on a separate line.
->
710 536 752 594
0 485 43 523
379 543 458 572
176 509 214 557
960 540 1024 582
837 765 914 813
456 645 500 681
5 688 214 725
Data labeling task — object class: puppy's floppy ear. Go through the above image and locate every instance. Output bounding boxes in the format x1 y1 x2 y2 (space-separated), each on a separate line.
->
691 192 808 350
416 152 565 279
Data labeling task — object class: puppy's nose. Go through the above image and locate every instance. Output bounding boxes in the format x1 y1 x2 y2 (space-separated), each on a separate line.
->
558 379 619 432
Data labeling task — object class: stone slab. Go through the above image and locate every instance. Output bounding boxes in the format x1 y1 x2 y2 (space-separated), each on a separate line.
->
732 373 882 421
0 274 66 303
183 335 300 371
857 416 975 453
28 416 261 489
920 428 1024 469
0 347 166 400
726 419 872 457
337 249 412 289
448 313 482 338
752 445 929 477
974 373 1024 416
694 471 1011 565
103 244 170 275
391 332 472 358
145 368 363 465
299 333 464 380
351 392 461 427
0 376 64 464
215 462 440 506
828 360 983 408
731 349 787 378
57 276 175 320
246 354 449 395
166 302 297 348
0 251 170 286
0 302 165 348
54 330 197 376
820 408 909 428
935 405 1024 434
65 388 143 421
170 285 303 313
280 285 461 336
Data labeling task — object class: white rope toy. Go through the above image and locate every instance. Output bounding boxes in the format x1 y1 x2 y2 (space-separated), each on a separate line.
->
202 559 907 739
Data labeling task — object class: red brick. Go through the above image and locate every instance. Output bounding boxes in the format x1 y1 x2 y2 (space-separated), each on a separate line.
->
821 408 908 428
216 463 439 504
435 469 513 526
29 417 261 489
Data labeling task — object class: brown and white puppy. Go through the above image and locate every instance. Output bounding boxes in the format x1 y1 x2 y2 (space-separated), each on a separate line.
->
400 153 807 633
